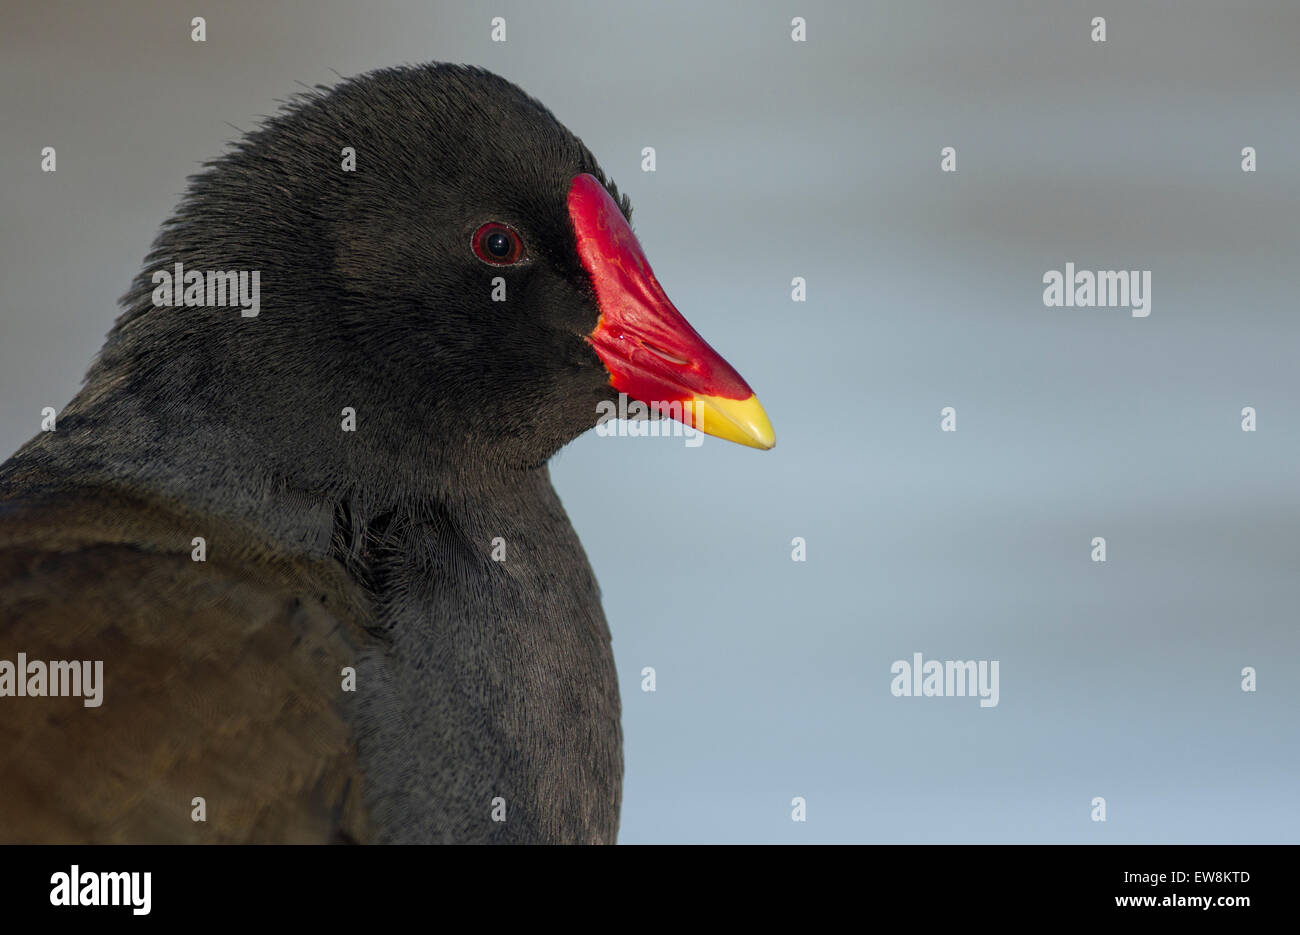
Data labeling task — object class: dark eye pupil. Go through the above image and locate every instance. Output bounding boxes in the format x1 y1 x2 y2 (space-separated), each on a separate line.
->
486 231 511 257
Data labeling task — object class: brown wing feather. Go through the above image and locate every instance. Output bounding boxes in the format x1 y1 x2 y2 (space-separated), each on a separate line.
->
0 491 372 843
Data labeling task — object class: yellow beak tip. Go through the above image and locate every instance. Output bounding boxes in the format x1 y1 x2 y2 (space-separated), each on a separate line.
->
692 394 776 450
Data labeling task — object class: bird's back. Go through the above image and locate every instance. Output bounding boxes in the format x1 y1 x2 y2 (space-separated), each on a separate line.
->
0 482 372 843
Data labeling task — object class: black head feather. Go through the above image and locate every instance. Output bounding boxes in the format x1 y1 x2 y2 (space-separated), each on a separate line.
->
54 64 632 510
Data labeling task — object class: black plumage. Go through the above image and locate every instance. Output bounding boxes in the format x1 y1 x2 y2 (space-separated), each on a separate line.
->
0 64 766 843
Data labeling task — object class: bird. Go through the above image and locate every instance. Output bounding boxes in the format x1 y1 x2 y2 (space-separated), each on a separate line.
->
0 63 774 844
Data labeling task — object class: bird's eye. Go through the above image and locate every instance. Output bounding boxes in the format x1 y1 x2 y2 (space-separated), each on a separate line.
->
472 222 525 265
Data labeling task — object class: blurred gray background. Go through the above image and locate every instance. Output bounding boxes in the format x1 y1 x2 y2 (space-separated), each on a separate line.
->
2 1 1297 843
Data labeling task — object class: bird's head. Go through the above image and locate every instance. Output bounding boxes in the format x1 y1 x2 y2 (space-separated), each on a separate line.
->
94 64 773 501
